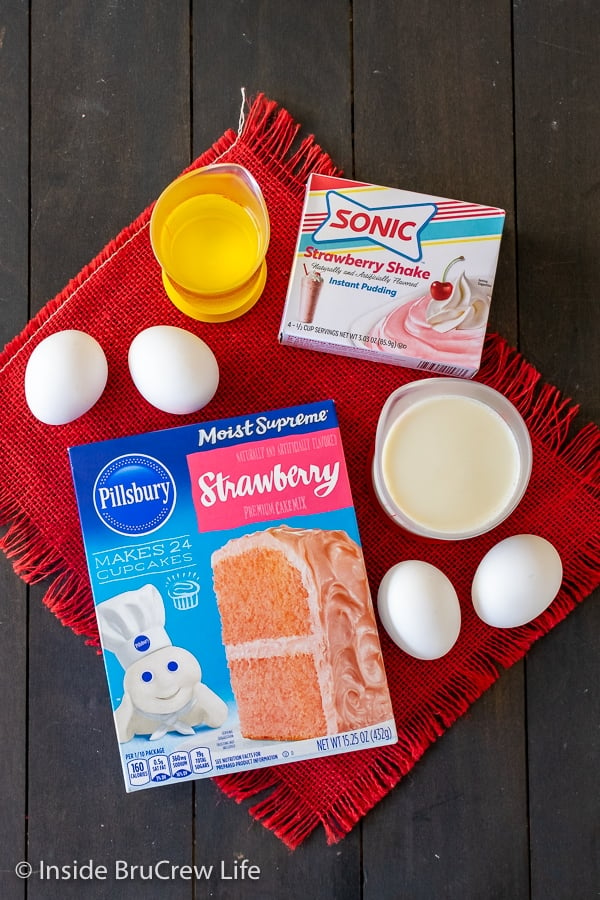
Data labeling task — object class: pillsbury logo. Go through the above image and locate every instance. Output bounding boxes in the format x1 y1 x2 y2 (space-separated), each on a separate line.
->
134 634 151 653
312 191 436 262
93 454 176 536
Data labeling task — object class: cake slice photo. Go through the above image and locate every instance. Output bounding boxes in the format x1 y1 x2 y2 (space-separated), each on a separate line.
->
211 525 394 742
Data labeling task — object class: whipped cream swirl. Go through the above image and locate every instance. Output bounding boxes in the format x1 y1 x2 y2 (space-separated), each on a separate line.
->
426 270 490 332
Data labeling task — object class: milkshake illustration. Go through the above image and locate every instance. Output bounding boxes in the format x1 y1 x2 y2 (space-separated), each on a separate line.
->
298 268 324 323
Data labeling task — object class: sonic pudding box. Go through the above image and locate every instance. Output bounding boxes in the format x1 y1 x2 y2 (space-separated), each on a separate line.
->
69 401 396 791
280 174 505 378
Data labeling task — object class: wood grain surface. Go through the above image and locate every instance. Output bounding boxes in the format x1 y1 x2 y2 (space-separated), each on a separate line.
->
1 2 598 898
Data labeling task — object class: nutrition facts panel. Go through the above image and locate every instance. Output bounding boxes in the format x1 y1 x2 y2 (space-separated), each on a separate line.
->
126 747 214 787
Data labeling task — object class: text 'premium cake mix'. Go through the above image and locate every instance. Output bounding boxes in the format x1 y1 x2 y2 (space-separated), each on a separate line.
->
69 401 396 791
280 174 505 377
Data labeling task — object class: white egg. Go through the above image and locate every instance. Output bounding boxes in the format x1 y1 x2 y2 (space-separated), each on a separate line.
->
24 329 108 425
377 560 461 660
472 534 563 628
128 325 219 415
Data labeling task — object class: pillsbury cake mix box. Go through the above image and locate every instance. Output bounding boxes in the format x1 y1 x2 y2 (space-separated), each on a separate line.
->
280 174 505 378
69 401 396 791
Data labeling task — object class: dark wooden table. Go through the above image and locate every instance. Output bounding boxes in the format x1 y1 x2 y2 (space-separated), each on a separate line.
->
1 2 598 898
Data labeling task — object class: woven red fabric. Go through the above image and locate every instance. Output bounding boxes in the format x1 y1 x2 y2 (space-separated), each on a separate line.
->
1 94 599 848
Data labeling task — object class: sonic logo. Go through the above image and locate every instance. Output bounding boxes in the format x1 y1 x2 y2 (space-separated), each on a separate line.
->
312 190 436 261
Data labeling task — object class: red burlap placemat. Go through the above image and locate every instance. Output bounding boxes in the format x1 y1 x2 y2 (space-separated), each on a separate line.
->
1 94 599 848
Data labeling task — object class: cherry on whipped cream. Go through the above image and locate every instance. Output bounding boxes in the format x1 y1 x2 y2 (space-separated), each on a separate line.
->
430 255 465 300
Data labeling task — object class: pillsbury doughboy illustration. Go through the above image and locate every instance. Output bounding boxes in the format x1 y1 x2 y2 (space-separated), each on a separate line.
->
97 584 228 742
